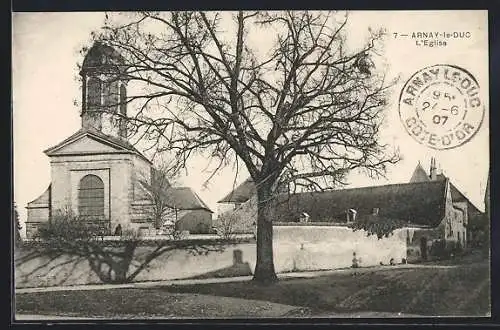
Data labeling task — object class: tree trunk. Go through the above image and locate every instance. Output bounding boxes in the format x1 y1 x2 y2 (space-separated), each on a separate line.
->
252 180 278 284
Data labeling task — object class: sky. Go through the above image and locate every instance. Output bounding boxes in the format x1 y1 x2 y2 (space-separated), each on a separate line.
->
12 11 489 235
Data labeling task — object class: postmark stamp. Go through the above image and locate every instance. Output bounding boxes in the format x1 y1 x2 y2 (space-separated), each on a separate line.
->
398 64 484 150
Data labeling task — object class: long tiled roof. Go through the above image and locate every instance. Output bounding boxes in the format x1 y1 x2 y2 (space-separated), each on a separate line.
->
218 175 450 227
27 185 51 207
218 178 256 203
409 163 481 215
272 180 448 227
220 161 483 217
166 187 213 212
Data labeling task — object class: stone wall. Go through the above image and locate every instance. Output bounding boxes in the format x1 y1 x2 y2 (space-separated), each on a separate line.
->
273 225 407 271
15 225 407 288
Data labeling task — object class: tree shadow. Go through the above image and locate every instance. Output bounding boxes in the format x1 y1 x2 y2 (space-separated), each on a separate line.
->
15 238 238 286
182 249 253 280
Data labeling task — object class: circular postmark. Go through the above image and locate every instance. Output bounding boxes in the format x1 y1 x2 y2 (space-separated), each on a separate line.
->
398 64 484 150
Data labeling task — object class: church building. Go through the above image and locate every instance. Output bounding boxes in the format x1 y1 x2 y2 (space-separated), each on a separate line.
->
25 43 213 239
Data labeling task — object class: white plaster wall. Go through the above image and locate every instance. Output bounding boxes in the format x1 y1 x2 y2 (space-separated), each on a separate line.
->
453 201 468 246
50 162 71 212
101 113 121 137
217 203 237 217
443 181 467 244
273 225 407 272
109 160 132 228
56 136 118 154
16 225 408 288
131 155 152 201
26 207 49 223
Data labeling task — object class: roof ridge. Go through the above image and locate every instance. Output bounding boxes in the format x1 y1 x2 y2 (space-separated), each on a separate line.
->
191 190 213 212
218 177 255 203
44 128 152 164
165 186 213 213
27 184 51 206
43 129 86 153
449 181 482 212
272 178 448 227
288 179 445 196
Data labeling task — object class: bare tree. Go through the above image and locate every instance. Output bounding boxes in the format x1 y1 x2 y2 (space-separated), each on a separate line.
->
137 162 178 232
215 212 239 241
92 11 399 283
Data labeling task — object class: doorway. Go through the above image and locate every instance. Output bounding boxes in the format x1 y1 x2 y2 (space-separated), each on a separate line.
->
420 237 428 261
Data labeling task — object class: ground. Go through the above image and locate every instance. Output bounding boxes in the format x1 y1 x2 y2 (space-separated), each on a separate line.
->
15 260 490 319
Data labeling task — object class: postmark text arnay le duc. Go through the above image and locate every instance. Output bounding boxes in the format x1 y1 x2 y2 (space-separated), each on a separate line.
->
399 64 484 150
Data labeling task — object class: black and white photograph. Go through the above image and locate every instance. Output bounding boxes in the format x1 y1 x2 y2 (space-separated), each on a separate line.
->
12 10 490 320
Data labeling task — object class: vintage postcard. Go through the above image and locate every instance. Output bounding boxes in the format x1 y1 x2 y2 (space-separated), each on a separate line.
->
12 10 490 320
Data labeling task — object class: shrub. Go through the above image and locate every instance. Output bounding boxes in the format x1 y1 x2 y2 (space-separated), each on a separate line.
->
120 226 143 241
215 213 238 241
349 215 408 239
430 240 464 260
171 230 189 240
429 239 447 259
38 209 108 244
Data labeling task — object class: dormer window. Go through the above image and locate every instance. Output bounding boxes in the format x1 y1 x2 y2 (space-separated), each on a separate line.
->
299 212 310 223
346 209 357 222
372 208 379 216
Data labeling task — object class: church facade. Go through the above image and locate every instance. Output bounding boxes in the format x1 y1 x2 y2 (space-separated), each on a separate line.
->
25 43 213 239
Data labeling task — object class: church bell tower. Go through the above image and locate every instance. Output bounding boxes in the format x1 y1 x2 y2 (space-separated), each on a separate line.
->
80 42 128 139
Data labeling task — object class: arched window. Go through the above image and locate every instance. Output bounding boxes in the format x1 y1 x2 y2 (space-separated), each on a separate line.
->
103 80 119 110
78 175 105 218
87 77 102 108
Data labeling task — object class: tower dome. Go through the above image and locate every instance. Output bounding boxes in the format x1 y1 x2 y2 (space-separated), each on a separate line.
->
81 42 126 74
80 42 128 139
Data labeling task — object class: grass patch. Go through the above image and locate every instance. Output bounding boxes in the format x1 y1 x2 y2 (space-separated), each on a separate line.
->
153 263 491 316
16 262 490 318
16 290 302 318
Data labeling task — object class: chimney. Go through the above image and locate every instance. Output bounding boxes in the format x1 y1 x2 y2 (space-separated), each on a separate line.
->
372 208 379 216
430 157 437 180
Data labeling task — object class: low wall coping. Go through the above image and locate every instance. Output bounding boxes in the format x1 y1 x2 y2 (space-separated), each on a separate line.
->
273 222 428 230
273 222 350 227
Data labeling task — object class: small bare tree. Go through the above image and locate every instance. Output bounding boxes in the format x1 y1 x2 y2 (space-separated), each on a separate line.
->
215 212 239 241
38 207 107 246
92 11 400 283
137 162 178 231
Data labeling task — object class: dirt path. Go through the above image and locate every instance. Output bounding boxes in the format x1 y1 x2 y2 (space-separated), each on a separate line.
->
16 263 457 294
